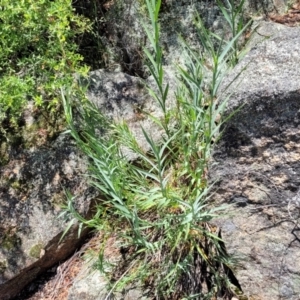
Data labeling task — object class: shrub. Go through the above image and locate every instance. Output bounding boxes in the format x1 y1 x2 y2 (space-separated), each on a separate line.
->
0 0 90 127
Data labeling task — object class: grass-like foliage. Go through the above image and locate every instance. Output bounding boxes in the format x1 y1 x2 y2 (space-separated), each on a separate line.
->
217 0 247 65
62 0 249 298
0 0 90 127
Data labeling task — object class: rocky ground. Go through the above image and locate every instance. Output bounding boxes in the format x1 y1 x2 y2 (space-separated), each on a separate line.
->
13 233 98 300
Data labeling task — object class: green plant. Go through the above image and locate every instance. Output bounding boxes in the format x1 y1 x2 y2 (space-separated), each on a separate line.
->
216 0 247 65
62 0 249 298
0 0 90 127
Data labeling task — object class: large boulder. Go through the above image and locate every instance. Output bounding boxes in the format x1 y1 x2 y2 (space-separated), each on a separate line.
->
85 67 177 160
91 0 288 76
0 133 95 300
210 21 300 299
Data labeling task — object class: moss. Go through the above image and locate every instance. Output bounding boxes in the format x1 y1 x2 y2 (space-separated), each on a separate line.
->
0 142 9 166
1 233 21 251
51 192 66 209
29 243 44 259
21 110 66 149
0 260 7 273
7 179 29 197
11 180 22 190
22 123 42 149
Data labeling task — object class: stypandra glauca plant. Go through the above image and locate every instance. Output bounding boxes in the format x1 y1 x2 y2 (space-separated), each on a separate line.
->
216 0 248 65
62 0 249 298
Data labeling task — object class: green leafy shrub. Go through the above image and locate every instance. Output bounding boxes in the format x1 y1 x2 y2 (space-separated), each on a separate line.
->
0 0 90 126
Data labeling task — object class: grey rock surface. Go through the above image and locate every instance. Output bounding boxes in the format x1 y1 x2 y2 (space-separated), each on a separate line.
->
67 17 300 300
85 68 177 161
211 21 300 299
101 0 288 75
0 135 95 300
68 254 149 300
244 0 288 14
65 233 150 300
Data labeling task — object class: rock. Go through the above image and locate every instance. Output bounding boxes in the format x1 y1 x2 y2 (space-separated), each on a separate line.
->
66 233 150 300
210 21 300 299
67 15 300 300
244 0 288 15
67 267 111 300
67 256 149 300
85 68 177 161
97 0 287 75
0 134 96 300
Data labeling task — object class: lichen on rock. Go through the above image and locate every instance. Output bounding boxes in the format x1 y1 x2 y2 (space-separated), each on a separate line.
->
29 243 44 259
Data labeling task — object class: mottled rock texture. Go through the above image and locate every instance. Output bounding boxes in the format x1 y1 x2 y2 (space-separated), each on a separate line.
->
67 236 149 300
85 67 177 160
96 0 289 75
211 21 300 300
0 135 95 300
